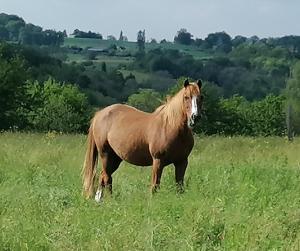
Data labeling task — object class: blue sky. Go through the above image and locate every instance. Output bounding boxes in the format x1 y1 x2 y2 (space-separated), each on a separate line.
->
0 0 299 41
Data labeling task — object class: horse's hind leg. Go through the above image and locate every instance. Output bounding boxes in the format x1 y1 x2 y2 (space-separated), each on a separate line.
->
95 150 122 203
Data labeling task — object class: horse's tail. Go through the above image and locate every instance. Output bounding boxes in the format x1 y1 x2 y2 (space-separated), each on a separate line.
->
82 122 98 198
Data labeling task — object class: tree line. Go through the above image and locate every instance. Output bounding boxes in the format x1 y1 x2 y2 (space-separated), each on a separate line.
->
174 28 300 55
0 40 299 136
0 13 65 46
71 29 102 39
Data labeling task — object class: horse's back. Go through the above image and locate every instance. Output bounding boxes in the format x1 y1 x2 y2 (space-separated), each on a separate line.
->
92 104 153 166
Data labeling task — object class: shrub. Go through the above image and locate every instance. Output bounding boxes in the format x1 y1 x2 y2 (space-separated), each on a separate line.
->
197 94 285 136
127 89 162 112
19 78 91 133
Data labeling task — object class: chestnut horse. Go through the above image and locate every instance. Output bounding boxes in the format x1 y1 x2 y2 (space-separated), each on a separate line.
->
82 79 203 202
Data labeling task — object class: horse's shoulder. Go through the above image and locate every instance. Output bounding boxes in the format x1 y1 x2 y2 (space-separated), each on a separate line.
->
149 128 194 158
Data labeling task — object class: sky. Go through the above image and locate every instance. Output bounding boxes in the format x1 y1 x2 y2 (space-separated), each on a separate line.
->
0 0 299 41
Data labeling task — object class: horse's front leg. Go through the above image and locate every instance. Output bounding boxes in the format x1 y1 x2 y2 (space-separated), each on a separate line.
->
174 159 188 193
151 158 164 193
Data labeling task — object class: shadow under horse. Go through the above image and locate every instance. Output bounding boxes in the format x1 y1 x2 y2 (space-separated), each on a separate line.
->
82 79 203 202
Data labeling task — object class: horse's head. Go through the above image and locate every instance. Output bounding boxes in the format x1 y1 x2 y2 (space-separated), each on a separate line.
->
183 79 203 127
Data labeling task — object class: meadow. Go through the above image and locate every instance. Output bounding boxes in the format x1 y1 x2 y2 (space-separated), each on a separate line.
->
0 133 300 250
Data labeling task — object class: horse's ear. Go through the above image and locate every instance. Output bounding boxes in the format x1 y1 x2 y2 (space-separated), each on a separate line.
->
197 79 202 89
184 79 189 88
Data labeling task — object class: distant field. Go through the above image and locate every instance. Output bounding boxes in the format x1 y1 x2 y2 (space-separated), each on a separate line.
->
1 133 300 250
66 53 134 71
64 38 211 60
64 38 138 52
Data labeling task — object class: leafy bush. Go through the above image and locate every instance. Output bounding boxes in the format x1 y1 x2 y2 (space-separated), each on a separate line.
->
19 78 91 133
197 93 285 136
247 95 286 136
127 89 162 112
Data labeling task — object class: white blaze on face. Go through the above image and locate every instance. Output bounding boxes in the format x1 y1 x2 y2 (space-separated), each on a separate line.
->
188 96 198 127
191 96 198 116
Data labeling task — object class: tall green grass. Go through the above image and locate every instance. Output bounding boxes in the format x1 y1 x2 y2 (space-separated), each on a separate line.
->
0 133 300 250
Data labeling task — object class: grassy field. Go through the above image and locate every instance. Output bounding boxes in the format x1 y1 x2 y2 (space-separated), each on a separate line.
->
1 133 300 250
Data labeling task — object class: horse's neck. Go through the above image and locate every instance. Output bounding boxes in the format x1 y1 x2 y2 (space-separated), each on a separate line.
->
158 93 188 132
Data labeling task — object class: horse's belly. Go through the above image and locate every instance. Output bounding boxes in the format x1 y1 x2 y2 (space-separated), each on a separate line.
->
109 139 152 166
124 148 153 166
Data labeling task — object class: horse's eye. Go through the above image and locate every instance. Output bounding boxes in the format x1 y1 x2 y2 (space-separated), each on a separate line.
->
184 96 189 100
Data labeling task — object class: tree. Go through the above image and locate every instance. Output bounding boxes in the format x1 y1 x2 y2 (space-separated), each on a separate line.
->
0 25 9 40
107 35 116 41
271 36 300 55
119 30 124 41
5 19 25 41
127 89 161 112
43 29 64 46
0 14 65 46
101 62 107 72
205 32 232 52
18 24 64 46
194 38 204 47
247 95 285 136
72 29 102 39
174 28 193 45
63 29 68 38
248 35 260 44
150 56 179 76
137 30 145 52
285 62 300 135
0 42 28 129
232 35 247 47
21 78 90 132
150 38 157 44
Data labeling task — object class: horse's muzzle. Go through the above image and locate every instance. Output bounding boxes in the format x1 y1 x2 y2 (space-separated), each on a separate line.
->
191 114 196 123
188 114 196 127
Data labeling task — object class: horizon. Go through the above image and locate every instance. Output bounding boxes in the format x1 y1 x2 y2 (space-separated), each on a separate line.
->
1 0 299 42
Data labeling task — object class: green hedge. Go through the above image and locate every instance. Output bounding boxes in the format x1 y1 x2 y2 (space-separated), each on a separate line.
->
17 78 91 133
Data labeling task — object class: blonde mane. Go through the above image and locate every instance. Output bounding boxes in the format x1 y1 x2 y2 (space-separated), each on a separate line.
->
154 84 200 129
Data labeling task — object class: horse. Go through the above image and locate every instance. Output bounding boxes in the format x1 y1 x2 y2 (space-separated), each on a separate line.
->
82 79 203 202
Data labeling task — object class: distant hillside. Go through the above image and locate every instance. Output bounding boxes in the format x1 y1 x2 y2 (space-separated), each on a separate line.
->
63 37 210 60
0 13 65 46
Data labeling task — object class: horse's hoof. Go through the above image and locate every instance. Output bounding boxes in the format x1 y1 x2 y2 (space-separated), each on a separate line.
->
95 190 103 203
